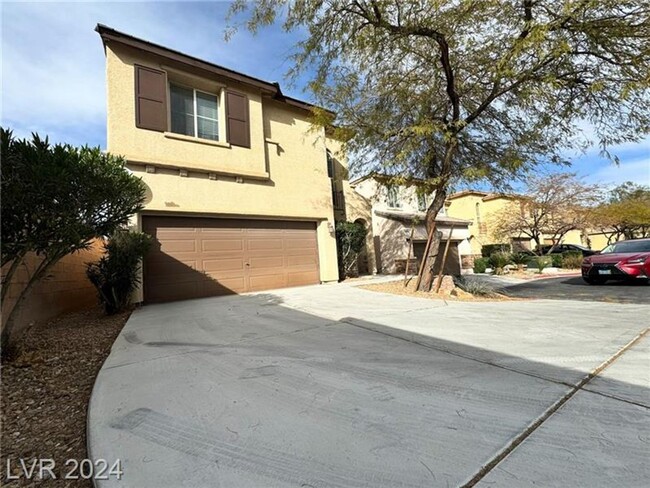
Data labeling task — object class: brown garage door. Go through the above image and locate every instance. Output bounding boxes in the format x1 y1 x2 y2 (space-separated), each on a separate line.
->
142 216 320 303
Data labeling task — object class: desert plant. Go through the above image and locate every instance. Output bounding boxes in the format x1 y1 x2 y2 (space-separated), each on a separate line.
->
453 276 495 297
488 252 512 275
1 128 146 356
511 253 529 271
561 251 584 269
473 257 490 274
335 221 367 279
86 231 153 314
535 256 553 273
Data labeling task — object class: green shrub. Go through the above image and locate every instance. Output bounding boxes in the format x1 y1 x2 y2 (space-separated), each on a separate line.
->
511 252 529 270
561 251 583 269
481 243 511 257
535 256 552 273
489 252 512 275
551 253 563 268
335 221 367 278
473 257 490 273
87 231 153 314
454 276 496 296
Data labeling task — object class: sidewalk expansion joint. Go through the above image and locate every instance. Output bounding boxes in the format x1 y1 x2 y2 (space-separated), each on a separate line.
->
459 326 649 488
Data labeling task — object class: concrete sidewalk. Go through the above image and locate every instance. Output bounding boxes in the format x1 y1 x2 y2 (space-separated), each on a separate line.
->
88 283 649 487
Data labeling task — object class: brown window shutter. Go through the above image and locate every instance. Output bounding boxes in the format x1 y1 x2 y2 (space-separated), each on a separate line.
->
225 91 250 148
134 65 167 132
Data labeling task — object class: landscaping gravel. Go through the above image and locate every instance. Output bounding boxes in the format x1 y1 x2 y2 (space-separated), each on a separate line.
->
1 307 130 486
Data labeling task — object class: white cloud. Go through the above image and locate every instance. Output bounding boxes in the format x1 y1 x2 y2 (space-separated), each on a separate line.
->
585 155 650 187
1 1 304 147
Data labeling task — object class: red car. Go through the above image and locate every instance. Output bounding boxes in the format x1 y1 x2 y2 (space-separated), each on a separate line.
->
582 238 650 285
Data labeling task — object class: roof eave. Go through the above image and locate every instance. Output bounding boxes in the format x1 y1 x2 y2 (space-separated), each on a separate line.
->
95 23 334 116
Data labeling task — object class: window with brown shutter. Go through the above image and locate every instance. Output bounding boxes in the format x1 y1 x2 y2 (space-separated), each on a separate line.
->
225 91 250 148
134 65 167 132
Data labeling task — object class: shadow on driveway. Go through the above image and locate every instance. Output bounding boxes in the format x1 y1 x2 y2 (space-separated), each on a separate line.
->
88 286 649 488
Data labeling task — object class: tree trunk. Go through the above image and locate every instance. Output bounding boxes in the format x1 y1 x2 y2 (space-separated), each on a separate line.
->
1 251 26 303
1 256 56 361
418 189 447 291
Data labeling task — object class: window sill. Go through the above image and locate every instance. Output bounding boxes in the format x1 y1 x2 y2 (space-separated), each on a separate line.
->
164 132 231 148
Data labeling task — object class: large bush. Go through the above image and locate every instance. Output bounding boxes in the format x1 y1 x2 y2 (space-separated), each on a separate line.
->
481 243 511 257
551 253 563 268
1 128 146 356
561 251 583 269
473 257 490 274
335 221 367 279
87 231 153 314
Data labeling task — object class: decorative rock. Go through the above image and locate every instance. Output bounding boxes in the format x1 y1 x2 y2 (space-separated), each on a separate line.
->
432 275 456 295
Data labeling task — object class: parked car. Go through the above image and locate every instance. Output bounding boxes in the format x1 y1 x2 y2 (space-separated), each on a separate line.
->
537 243 598 256
581 238 650 285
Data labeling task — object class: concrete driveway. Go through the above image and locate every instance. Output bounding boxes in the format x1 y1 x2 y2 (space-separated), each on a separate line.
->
89 283 649 487
499 275 649 303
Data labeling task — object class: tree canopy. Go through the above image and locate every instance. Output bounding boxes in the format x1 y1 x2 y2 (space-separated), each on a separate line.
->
228 0 650 288
1 128 146 355
592 181 650 242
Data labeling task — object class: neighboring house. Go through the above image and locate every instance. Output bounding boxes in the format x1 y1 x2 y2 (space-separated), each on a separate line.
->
326 141 378 275
445 190 609 259
97 25 341 303
350 174 471 275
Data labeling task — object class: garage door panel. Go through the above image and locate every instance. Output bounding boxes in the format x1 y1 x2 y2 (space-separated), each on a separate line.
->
287 270 320 286
248 256 285 272
249 274 285 291
155 240 197 254
143 217 320 303
202 276 247 294
203 258 246 273
201 239 245 253
247 238 283 251
287 255 318 267
285 238 317 250
145 254 198 276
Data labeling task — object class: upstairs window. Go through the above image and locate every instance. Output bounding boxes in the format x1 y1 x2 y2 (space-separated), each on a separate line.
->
170 84 219 141
326 150 334 178
417 193 427 211
386 186 401 208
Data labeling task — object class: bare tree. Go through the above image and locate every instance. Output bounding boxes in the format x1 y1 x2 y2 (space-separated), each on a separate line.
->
491 173 602 254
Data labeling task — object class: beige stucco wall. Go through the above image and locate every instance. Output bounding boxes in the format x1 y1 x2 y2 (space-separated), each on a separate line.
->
325 137 377 274
1 241 104 337
105 43 339 295
447 194 600 254
353 178 468 274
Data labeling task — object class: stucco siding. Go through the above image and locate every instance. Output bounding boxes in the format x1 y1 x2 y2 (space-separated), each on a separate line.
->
105 43 340 293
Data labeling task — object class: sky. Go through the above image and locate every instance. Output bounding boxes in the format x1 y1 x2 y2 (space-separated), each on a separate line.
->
2 1 649 189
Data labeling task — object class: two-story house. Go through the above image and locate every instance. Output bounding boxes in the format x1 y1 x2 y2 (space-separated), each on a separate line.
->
97 25 341 303
350 174 471 275
445 190 609 258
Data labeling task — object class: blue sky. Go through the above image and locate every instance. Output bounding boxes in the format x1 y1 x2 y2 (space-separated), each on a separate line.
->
2 1 648 188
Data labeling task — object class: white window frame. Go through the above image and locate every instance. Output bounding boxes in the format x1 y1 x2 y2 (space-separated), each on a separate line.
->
169 83 220 141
